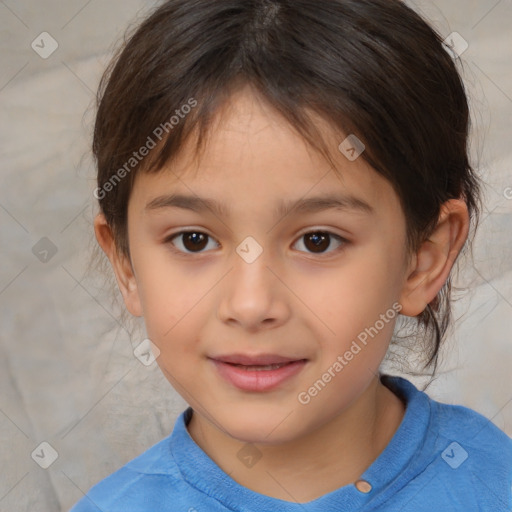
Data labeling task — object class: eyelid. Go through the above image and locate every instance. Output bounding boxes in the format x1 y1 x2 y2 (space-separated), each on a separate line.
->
162 226 216 242
295 226 349 239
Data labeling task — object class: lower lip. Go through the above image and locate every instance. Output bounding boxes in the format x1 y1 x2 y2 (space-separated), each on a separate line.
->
211 359 307 392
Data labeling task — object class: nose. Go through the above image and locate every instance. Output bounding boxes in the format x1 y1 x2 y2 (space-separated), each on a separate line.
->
216 243 290 332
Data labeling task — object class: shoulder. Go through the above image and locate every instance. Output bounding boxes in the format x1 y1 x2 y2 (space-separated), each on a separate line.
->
384 376 512 511
431 397 512 466
69 466 146 512
427 392 512 510
388 375 512 468
69 434 185 512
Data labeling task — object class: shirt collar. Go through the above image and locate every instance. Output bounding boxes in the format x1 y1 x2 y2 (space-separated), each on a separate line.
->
134 375 437 511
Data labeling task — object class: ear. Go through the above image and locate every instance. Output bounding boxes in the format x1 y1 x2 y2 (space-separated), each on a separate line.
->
399 199 469 317
94 213 143 317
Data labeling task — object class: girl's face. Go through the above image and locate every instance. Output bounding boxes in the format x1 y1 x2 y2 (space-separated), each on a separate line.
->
124 86 413 443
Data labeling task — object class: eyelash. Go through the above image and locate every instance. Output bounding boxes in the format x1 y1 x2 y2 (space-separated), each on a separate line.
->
163 229 349 257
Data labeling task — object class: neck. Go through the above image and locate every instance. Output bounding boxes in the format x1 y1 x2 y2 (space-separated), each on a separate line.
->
187 375 405 503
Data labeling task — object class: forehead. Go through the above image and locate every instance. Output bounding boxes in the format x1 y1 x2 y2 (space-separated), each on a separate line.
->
130 87 401 221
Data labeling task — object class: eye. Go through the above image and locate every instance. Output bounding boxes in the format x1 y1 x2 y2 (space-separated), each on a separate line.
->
293 231 347 255
165 231 219 254
164 230 348 256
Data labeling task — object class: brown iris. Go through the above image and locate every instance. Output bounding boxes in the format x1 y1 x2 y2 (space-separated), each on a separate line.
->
181 232 208 252
303 232 331 253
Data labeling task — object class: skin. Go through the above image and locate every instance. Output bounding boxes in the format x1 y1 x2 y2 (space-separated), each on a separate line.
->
95 85 470 503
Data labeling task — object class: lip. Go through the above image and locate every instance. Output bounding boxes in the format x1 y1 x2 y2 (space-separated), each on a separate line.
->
209 354 308 392
211 353 302 365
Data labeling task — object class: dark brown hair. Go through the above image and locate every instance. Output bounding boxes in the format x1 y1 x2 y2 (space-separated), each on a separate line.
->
91 0 483 376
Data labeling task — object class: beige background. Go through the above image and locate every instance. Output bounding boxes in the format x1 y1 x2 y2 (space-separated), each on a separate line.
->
0 1 511 510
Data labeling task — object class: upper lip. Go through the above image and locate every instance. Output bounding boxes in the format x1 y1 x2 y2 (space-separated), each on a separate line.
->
210 354 306 365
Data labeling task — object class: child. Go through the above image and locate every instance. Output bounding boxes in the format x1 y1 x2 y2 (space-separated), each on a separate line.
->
71 0 512 510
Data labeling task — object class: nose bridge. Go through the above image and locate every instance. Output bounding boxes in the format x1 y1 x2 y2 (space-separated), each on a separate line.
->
217 235 288 328
231 235 274 301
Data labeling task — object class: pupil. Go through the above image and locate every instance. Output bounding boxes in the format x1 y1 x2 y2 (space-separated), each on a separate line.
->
307 232 329 253
185 232 207 251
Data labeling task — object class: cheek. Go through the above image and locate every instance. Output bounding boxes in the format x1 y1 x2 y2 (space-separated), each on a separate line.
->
132 250 188 339
134 258 211 363
303 251 401 339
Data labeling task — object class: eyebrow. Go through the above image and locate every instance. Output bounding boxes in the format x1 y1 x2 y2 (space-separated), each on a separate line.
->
144 192 375 218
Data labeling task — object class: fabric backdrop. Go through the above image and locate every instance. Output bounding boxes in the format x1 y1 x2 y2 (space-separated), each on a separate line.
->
0 1 511 510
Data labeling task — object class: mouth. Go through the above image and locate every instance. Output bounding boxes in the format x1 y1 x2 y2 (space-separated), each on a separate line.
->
226 362 296 371
208 354 308 392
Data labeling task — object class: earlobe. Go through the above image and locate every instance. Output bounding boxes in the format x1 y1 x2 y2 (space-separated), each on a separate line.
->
93 213 143 317
398 199 469 317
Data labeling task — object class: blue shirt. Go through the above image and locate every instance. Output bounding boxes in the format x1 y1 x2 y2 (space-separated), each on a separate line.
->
70 375 512 511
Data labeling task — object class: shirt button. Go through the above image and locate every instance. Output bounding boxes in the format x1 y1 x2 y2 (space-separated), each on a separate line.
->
354 479 372 493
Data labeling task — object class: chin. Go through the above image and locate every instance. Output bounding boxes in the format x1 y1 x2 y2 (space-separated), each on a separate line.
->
226 423 295 445
212 403 304 445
